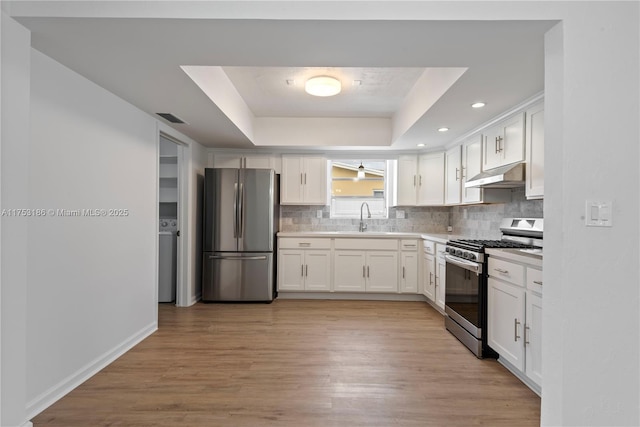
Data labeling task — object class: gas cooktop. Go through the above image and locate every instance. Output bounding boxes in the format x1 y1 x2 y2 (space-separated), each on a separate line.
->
447 239 535 252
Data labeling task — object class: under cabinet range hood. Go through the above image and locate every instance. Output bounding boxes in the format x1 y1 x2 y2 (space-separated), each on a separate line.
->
464 162 525 189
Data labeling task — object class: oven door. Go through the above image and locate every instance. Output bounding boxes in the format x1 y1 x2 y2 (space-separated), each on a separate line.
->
444 254 482 338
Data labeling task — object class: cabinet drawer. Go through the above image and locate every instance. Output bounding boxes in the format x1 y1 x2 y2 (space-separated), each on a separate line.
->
527 267 543 294
422 240 435 255
334 238 398 250
278 238 332 249
488 257 524 287
401 240 419 251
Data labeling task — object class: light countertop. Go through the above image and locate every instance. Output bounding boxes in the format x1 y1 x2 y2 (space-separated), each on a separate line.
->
486 247 543 267
277 231 467 244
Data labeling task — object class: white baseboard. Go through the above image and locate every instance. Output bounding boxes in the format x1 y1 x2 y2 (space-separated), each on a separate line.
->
497 356 542 397
26 321 158 420
277 292 427 302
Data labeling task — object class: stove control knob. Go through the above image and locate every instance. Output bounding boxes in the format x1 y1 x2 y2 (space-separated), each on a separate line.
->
467 253 476 261
455 249 463 257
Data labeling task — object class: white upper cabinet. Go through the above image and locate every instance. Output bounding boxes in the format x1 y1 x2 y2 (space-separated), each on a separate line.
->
525 102 544 199
417 152 445 206
445 145 462 205
281 156 327 205
213 153 279 171
483 112 525 171
396 155 419 206
395 153 444 206
461 135 483 204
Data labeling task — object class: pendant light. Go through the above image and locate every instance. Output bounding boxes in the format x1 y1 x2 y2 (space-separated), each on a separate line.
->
357 162 365 179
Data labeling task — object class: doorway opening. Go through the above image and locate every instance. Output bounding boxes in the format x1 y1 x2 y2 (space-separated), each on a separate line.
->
158 134 185 305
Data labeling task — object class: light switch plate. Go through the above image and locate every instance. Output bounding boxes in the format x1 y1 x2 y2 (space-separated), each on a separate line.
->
585 200 613 227
396 210 405 219
316 210 323 219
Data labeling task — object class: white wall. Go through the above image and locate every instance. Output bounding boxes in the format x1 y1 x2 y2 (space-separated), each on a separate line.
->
1 12 30 427
542 5 639 425
254 117 391 147
25 49 159 417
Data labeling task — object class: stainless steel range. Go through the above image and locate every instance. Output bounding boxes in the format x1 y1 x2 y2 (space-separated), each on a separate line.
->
444 218 543 358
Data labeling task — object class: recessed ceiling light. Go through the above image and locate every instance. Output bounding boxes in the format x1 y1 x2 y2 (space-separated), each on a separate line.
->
305 76 341 97
417 143 425 147
438 127 449 132
471 102 486 108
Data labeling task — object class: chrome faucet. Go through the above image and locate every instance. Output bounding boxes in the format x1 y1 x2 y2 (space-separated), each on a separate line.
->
359 202 371 232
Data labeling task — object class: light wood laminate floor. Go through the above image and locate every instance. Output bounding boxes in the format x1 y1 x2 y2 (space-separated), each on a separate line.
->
33 300 540 426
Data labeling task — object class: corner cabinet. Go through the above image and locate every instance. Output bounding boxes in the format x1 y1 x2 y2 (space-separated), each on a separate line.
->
483 112 525 171
487 251 543 395
281 156 327 205
525 102 544 199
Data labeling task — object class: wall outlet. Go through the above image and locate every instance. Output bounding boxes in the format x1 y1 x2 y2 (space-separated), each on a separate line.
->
316 210 323 219
447 226 453 232
463 208 468 219
396 210 405 219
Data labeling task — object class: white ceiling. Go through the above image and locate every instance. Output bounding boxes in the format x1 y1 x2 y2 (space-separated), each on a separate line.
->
223 66 426 117
13 16 556 151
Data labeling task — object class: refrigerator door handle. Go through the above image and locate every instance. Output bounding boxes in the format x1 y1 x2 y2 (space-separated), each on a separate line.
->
208 255 268 261
238 183 244 238
233 182 239 238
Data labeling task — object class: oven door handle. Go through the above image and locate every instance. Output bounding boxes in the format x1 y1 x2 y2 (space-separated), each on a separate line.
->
445 254 482 274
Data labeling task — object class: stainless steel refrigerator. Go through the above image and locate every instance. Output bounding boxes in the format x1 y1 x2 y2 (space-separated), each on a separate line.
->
202 168 279 302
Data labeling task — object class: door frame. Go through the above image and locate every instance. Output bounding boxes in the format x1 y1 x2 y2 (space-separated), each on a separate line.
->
158 131 190 307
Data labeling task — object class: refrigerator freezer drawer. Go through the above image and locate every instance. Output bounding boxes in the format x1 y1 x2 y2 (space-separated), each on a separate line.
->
202 252 275 302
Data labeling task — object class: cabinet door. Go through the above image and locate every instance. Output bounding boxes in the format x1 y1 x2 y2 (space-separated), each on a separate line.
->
213 153 242 169
487 278 526 370
435 257 447 310
278 250 305 291
445 146 462 205
462 136 483 204
502 112 525 166
525 292 543 386
483 129 502 171
366 251 398 292
302 157 327 204
525 103 544 199
417 152 445 206
334 251 366 292
280 157 304 204
422 253 435 301
400 252 418 293
396 155 418 206
305 250 332 291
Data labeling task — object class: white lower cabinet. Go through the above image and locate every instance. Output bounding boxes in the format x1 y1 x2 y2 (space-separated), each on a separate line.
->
278 238 332 292
434 243 447 310
422 252 435 301
487 253 543 393
525 292 543 386
334 250 398 293
400 240 419 293
278 249 331 291
488 277 526 370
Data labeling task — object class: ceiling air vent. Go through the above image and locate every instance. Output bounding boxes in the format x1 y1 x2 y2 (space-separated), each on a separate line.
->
156 113 187 124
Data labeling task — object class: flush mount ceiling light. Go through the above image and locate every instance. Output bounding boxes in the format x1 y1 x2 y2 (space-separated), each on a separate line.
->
471 102 486 108
417 143 425 147
438 127 450 132
305 76 342 97
357 162 365 179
